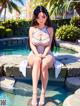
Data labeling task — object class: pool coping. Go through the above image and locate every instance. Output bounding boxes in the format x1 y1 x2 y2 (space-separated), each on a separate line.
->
59 40 80 56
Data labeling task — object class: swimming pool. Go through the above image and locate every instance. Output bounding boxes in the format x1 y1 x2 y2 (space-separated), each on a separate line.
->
0 46 76 55
0 80 72 106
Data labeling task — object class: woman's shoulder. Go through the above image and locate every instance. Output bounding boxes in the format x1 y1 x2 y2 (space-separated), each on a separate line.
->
47 26 53 31
29 26 37 34
29 26 34 30
47 26 54 35
29 26 37 30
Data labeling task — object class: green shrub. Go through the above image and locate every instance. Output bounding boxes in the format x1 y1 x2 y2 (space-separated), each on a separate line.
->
56 25 80 42
52 18 70 28
5 28 13 37
0 26 5 38
70 16 80 28
1 19 31 37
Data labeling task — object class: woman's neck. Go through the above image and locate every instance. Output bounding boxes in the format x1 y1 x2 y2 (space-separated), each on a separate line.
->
38 25 46 29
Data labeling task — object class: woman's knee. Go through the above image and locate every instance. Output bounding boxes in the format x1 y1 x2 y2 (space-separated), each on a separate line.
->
34 56 41 64
41 61 48 70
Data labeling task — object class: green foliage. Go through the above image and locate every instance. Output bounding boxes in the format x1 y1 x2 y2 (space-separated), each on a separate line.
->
46 0 71 19
5 28 13 37
1 19 31 38
70 16 80 28
56 25 80 42
52 18 70 28
0 0 24 21
0 26 5 38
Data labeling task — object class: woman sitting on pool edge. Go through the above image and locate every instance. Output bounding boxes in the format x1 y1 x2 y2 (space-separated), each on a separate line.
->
27 6 55 106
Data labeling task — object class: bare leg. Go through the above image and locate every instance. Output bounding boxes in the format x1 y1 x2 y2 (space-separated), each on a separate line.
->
39 55 54 105
39 60 48 105
32 56 41 105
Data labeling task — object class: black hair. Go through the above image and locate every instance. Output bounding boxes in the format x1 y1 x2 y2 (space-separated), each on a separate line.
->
31 5 52 27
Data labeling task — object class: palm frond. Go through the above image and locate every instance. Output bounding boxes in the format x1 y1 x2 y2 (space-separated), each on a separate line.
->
7 1 13 13
14 0 24 5
10 1 20 14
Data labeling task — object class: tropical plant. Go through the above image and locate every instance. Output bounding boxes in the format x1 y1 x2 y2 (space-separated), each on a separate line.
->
69 0 80 15
56 25 80 42
46 0 80 19
70 16 80 27
46 0 71 19
0 0 24 21
27 0 49 16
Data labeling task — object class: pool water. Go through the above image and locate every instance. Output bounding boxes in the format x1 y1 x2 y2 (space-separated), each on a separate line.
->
0 81 72 106
0 47 30 55
0 47 76 55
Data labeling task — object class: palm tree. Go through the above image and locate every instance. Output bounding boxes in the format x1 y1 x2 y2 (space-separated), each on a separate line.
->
46 0 71 19
46 0 80 19
29 0 48 11
69 0 80 15
0 0 24 21
25 0 49 20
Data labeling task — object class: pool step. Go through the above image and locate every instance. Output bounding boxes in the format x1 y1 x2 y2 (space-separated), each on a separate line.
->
0 77 15 93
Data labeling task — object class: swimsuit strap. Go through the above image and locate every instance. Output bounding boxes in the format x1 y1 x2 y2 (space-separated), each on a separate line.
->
39 26 50 36
45 26 50 36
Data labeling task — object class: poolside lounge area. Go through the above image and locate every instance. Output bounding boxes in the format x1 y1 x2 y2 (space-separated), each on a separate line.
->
0 40 80 87
0 40 80 106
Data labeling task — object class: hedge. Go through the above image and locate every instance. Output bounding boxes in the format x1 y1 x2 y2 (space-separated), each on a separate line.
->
56 25 80 42
70 16 80 28
0 26 5 38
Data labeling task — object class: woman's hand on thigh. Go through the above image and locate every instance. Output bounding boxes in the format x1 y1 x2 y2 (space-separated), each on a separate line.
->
36 53 42 58
41 54 46 58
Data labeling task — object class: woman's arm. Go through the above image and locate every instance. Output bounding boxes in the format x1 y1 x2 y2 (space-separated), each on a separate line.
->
29 27 39 55
42 27 54 57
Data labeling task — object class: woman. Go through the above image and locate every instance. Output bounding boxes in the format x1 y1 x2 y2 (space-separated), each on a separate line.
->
27 6 55 106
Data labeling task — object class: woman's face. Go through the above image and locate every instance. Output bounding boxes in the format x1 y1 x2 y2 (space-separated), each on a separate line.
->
36 12 47 26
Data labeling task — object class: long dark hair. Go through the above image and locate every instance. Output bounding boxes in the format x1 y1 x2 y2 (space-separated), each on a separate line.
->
31 5 52 27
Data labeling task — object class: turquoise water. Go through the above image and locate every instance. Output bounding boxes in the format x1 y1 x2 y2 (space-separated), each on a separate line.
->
0 47 30 55
0 47 76 55
0 81 72 106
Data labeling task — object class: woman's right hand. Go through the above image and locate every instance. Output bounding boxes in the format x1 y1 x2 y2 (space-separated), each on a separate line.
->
36 53 42 58
35 53 42 58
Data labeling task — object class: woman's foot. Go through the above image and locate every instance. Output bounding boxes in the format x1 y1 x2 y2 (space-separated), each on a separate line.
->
31 93 37 106
39 92 45 106
31 100 37 106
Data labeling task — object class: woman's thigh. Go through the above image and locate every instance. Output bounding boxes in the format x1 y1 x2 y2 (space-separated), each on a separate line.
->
27 53 34 67
42 54 55 69
27 52 41 67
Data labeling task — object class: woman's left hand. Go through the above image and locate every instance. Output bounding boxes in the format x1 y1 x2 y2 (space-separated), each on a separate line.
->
41 54 46 58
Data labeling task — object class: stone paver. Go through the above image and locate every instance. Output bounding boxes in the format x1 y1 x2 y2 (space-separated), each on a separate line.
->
66 77 80 91
63 88 80 106
0 77 15 93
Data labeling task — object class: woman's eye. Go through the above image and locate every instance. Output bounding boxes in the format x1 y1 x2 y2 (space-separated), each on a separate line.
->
42 16 46 18
37 16 46 19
